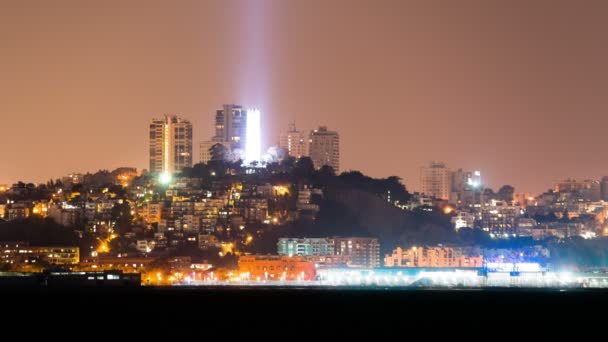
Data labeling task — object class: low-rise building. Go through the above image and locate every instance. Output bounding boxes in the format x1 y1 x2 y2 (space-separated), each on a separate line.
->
451 211 475 230
277 238 335 256
332 237 380 268
238 255 316 281
384 246 483 268
1 244 79 265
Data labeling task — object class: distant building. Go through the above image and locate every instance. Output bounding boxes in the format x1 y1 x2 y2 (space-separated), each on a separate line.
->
309 126 340 172
421 162 451 200
277 238 334 256
553 179 600 201
332 237 380 268
214 104 248 150
279 123 308 158
238 255 316 281
149 114 193 174
7 202 32 221
451 211 475 230
62 173 84 185
198 234 221 249
0 245 79 265
136 240 155 254
479 199 521 235
449 169 482 205
601 177 608 201
296 187 321 220
384 246 483 268
139 202 163 225
78 255 155 273
199 140 229 164
554 179 595 193
47 204 80 227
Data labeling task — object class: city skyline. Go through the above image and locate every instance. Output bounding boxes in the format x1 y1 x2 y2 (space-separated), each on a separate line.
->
3 1 608 194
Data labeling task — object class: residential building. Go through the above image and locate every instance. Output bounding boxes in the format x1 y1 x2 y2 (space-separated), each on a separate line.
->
0 245 80 265
554 179 596 193
384 246 483 268
238 255 316 281
277 238 334 256
449 169 482 205
149 114 193 174
451 211 476 230
7 202 31 221
421 162 451 200
140 202 163 224
332 237 380 268
479 200 521 235
279 123 307 158
309 126 340 172
214 104 248 150
136 240 155 254
602 177 608 201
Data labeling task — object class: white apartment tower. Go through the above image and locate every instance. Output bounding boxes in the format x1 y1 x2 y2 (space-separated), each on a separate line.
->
149 115 193 174
420 162 451 200
279 123 307 158
309 126 340 172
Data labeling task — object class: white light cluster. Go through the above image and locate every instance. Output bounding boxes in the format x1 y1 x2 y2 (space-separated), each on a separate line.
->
245 108 261 165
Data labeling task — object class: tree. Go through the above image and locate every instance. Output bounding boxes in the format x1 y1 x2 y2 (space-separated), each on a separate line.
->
111 202 133 235
497 185 515 203
210 143 229 162
483 188 496 200
317 165 336 178
294 157 315 179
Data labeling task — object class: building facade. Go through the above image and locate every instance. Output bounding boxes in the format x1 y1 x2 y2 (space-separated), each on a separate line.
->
0 245 80 265
420 162 451 200
309 126 340 172
214 104 247 150
384 246 483 268
279 123 308 158
149 115 193 174
238 255 316 281
332 237 380 268
277 238 334 256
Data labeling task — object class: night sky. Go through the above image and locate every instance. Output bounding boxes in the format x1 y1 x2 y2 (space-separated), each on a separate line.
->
2 0 607 194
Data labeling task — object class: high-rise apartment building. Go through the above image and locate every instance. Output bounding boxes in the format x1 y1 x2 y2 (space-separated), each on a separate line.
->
420 162 451 200
279 123 307 158
309 126 340 172
214 104 247 149
149 115 193 174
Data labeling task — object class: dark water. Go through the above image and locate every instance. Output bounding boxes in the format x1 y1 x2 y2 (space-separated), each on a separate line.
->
4 286 607 326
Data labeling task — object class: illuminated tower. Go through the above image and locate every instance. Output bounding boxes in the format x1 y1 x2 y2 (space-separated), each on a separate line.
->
309 126 340 172
279 123 307 158
245 108 261 164
149 115 192 175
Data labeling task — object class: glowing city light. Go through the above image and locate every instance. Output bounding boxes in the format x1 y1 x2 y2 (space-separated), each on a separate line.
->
245 108 261 165
159 172 172 185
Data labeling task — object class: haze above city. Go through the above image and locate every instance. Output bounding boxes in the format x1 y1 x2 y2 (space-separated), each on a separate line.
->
2 0 608 194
